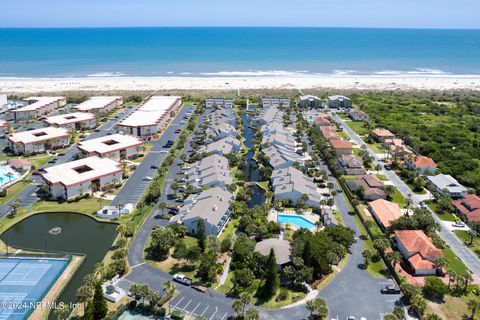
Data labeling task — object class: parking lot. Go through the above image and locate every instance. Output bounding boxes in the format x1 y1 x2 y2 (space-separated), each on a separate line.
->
169 294 231 320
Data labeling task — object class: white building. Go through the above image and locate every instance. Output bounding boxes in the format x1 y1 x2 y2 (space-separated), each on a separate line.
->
202 137 242 155
205 98 235 108
298 95 323 108
205 123 237 141
74 96 123 115
260 97 291 108
8 127 70 155
0 94 7 107
117 96 181 137
78 134 144 161
185 154 233 190
11 96 67 121
427 174 467 199
0 120 6 137
175 187 234 236
44 112 96 131
41 156 122 200
271 166 321 208
328 95 352 109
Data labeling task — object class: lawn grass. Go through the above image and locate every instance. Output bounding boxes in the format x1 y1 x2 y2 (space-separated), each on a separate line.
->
352 148 362 157
147 236 201 282
367 143 385 154
0 181 30 205
338 131 349 139
454 230 480 258
346 121 370 135
353 213 389 278
428 203 458 222
376 174 388 181
443 247 469 275
26 196 110 215
256 181 270 192
389 188 406 208
219 217 239 243
426 291 475 320
27 155 53 169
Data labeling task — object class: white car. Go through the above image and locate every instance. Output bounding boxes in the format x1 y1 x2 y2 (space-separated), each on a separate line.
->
142 176 153 181
173 274 193 286
452 221 465 228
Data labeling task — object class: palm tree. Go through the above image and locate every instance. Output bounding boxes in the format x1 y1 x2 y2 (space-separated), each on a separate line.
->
434 257 446 275
93 262 104 280
116 223 127 240
468 299 480 320
386 251 402 268
159 201 167 214
162 281 175 315
9 198 22 218
446 269 458 290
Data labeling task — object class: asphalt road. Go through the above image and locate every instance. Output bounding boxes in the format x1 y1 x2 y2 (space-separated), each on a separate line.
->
0 105 138 218
111 105 195 207
333 113 480 278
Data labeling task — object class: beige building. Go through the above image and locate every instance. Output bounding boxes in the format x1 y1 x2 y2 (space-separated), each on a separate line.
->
74 96 123 115
44 112 96 131
117 96 181 137
8 127 70 155
41 156 122 200
78 134 144 161
11 97 67 121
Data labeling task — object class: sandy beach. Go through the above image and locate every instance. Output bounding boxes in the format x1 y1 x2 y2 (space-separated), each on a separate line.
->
1 74 480 93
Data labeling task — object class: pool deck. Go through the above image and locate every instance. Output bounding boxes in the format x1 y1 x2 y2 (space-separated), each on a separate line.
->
30 255 84 320
268 209 320 231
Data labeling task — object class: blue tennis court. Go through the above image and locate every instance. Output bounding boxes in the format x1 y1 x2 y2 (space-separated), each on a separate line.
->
0 257 69 320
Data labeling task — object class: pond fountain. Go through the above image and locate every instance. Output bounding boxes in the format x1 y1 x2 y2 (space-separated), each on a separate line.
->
1 212 117 305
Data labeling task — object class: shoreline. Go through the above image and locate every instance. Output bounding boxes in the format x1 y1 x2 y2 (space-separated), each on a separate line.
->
1 74 480 92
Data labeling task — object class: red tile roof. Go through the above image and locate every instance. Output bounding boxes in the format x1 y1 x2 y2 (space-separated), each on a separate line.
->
9 159 32 169
408 253 436 271
413 156 437 167
395 230 443 259
368 199 402 228
314 117 331 126
373 129 395 137
330 139 352 149
453 194 480 222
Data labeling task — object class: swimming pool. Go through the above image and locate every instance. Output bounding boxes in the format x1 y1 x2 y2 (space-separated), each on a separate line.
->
0 257 69 320
0 166 19 187
277 214 315 230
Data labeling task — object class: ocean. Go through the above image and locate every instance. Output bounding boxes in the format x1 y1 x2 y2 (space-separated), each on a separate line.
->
0 27 479 77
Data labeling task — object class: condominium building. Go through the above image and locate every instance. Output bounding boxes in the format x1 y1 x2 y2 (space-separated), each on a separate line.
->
41 156 123 200
78 134 144 161
44 112 96 131
8 127 70 155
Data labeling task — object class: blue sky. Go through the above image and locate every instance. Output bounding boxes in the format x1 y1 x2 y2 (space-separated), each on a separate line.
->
2 0 480 28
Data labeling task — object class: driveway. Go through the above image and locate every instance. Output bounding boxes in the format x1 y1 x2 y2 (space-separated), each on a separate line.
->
0 105 138 218
333 113 480 278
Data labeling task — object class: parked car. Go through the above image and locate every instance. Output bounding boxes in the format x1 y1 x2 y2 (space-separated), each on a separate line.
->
173 274 192 286
381 284 400 294
150 165 159 169
452 221 465 228
142 176 153 181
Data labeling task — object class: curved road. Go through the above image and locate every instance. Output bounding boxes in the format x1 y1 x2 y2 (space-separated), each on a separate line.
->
123 111 401 319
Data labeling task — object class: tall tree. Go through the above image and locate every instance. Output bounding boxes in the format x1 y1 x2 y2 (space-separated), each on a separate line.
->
197 219 207 252
262 248 280 299
468 299 480 320
92 281 107 320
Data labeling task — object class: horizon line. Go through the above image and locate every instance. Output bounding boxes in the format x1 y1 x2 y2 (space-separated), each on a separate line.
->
1 25 480 30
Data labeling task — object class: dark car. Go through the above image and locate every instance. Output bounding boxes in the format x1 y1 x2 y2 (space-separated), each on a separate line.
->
150 165 159 169
381 284 400 294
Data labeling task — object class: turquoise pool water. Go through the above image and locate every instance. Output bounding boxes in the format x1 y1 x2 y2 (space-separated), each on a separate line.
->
277 214 315 230
0 166 19 186
0 257 69 319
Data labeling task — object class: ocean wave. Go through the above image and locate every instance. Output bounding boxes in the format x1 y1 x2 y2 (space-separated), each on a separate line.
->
87 72 126 77
198 70 309 77
374 68 449 76
332 70 357 75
